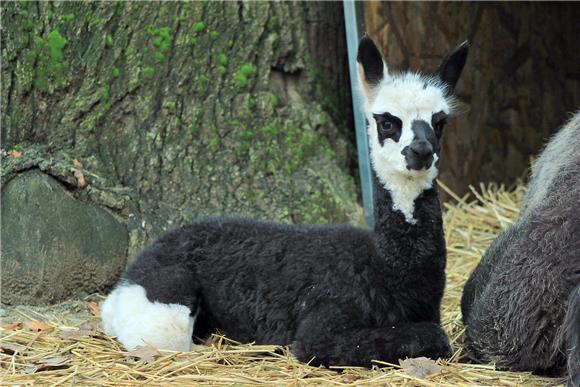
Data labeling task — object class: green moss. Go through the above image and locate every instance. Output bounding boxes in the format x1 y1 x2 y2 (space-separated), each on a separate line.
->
112 67 120 78
217 65 226 74
47 30 67 62
62 13 75 23
47 10 54 21
125 47 133 56
154 51 165 61
240 130 255 141
270 93 279 108
227 39 234 48
33 30 68 90
22 19 34 31
143 66 155 78
101 85 110 100
105 34 113 47
234 64 256 88
209 138 219 149
234 74 247 88
240 63 256 77
147 26 172 63
261 122 280 136
196 75 209 94
192 21 205 33
209 31 220 39
217 53 228 66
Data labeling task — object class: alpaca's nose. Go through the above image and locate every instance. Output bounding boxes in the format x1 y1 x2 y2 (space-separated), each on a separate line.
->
409 140 433 160
403 139 434 170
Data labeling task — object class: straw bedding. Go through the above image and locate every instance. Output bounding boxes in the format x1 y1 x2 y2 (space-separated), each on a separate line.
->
0 183 566 386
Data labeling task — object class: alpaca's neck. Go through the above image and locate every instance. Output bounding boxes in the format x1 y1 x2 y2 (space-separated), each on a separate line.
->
372 173 445 270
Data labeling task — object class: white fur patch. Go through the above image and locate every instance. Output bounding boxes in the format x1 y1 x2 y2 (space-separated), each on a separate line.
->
360 72 451 223
101 283 195 352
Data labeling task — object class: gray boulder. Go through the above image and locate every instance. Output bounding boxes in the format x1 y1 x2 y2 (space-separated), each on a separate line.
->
1 170 128 305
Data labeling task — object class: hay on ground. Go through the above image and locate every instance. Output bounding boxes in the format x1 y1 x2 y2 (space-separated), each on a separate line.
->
0 183 566 386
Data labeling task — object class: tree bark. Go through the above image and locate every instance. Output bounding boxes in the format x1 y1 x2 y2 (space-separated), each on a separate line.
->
1 1 362 258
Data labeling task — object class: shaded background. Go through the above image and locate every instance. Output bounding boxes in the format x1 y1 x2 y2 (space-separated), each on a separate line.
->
363 2 580 194
1 1 579 305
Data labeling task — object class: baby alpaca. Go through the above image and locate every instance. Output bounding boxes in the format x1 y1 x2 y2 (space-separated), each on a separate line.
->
102 36 469 367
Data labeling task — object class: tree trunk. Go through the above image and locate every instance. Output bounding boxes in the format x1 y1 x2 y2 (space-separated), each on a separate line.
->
1 1 362 304
2 1 361 251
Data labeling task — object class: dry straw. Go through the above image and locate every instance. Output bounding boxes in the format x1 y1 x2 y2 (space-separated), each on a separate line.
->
0 183 565 386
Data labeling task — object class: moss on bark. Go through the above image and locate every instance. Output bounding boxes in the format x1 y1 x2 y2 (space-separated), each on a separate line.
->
1 1 362 259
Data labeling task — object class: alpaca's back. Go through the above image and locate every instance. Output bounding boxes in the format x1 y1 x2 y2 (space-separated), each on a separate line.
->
461 111 580 378
522 111 580 217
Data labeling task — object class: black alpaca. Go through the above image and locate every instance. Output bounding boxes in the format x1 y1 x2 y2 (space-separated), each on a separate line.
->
461 111 580 385
102 37 469 367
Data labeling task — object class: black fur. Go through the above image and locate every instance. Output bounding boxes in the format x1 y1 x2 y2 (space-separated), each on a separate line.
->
373 112 402 143
461 113 580 381
121 167 450 367
357 35 384 87
111 36 460 368
437 41 469 95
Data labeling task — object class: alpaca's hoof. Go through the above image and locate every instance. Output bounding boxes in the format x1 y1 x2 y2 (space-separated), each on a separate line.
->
101 282 195 351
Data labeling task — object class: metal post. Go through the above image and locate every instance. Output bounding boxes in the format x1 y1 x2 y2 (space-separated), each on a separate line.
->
343 0 374 228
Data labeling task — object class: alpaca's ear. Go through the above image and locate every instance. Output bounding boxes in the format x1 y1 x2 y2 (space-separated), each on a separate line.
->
438 41 469 96
357 36 386 103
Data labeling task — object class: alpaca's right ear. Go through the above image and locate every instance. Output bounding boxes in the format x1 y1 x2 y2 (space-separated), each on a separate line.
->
357 36 386 104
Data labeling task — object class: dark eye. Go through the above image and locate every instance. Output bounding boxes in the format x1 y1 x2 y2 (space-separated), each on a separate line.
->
380 121 394 133
373 113 402 143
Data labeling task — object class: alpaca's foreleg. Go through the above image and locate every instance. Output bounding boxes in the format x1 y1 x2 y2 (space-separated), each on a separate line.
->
565 285 580 387
291 304 452 367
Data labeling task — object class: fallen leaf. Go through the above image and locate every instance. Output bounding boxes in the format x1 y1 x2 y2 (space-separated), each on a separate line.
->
399 357 443 379
0 322 22 331
126 345 161 364
71 168 87 189
24 356 70 374
8 149 22 158
87 301 100 316
73 159 83 167
0 342 27 355
59 322 101 340
340 373 361 383
23 320 54 333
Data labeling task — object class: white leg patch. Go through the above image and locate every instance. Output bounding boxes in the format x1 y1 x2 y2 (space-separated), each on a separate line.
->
101 283 195 352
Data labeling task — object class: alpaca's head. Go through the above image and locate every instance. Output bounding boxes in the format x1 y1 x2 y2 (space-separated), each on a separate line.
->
357 36 468 221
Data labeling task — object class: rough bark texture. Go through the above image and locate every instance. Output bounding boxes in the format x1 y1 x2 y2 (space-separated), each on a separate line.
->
363 2 580 196
1 1 362 304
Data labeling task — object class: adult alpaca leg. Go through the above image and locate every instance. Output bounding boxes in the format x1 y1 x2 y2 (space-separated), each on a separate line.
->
292 303 452 367
565 285 580 387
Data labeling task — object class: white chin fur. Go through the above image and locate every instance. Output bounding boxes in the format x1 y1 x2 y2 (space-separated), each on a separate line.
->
101 283 195 352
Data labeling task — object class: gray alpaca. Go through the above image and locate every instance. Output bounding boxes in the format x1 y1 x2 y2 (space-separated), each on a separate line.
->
462 111 580 385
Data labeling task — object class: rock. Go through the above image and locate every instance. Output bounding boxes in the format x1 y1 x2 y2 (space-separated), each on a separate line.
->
1 171 128 305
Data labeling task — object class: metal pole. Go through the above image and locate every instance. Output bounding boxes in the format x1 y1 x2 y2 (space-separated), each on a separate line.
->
343 0 374 228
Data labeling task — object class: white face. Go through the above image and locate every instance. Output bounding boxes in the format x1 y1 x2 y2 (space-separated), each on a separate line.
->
356 36 467 222
367 73 451 183
361 71 454 222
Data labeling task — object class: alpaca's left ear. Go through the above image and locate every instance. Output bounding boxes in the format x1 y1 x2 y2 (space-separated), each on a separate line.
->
357 35 387 104
438 41 469 96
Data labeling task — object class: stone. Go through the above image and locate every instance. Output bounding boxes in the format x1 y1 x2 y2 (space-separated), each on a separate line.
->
1 171 128 305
